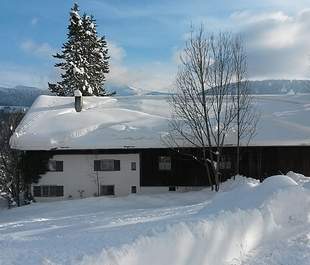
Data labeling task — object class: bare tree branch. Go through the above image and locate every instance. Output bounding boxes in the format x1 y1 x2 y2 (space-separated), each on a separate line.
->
232 35 260 176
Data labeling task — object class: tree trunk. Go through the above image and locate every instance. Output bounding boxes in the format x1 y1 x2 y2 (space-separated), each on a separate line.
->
215 149 220 191
236 144 240 178
16 172 21 207
203 149 214 190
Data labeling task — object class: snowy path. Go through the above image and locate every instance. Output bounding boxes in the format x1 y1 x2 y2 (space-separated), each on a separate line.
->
0 192 212 265
0 174 309 265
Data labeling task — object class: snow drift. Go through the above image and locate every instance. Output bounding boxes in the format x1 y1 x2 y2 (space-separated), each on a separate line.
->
1 173 309 265
79 174 310 265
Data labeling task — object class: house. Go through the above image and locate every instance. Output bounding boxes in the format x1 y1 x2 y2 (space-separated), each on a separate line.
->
10 93 310 200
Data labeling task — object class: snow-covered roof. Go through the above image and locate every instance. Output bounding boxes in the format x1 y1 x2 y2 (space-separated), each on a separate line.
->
10 94 310 150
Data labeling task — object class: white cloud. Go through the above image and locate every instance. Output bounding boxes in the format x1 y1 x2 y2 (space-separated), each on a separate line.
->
181 8 310 79
13 40 175 91
231 11 291 25
106 42 176 92
230 9 310 79
109 41 126 62
107 8 310 91
20 40 55 59
231 10 301 49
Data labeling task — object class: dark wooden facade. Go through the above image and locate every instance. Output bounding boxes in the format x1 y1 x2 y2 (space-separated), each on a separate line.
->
29 145 310 187
231 146 310 180
139 148 208 186
139 146 310 185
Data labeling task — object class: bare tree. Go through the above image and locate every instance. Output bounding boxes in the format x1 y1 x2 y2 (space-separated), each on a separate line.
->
207 32 236 189
166 27 237 191
167 27 215 189
232 35 259 176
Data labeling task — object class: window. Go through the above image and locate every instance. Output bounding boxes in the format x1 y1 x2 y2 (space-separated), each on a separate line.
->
33 186 64 197
131 186 137 193
49 185 64 196
94 160 120 171
219 155 231 170
131 162 136 171
100 185 115 196
48 160 63 172
158 156 171 171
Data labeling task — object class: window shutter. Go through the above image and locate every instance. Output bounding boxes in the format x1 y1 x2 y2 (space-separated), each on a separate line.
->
94 160 101 171
114 160 120 171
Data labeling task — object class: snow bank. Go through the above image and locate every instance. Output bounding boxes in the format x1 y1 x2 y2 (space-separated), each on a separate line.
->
79 210 273 265
1 174 309 265
286 171 310 189
79 175 310 265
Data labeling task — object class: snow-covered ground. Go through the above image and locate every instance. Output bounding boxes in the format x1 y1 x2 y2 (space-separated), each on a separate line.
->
0 172 309 265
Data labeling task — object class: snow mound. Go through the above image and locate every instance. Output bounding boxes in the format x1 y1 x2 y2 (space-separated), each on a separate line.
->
220 175 259 192
261 174 298 186
1 175 309 265
286 171 310 188
80 210 270 265
79 175 310 265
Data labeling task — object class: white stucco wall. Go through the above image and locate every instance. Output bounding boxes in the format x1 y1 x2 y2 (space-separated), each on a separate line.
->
33 153 140 201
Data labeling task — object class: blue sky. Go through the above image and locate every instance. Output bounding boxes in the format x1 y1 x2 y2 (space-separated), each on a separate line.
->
0 0 310 91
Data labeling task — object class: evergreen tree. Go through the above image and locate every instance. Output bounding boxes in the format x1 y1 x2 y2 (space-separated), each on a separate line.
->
49 3 110 96
81 14 110 96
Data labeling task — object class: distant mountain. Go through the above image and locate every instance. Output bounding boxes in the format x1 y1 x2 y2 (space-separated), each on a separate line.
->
145 91 174 96
109 80 310 96
107 83 175 96
107 84 138 96
107 84 172 96
0 86 49 107
1 80 310 108
247 80 310 94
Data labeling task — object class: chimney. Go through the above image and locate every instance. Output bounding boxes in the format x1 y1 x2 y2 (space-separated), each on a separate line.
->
74 90 83 112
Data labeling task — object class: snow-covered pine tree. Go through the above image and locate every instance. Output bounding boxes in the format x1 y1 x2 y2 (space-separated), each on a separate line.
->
49 3 85 96
49 3 111 96
81 14 110 96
